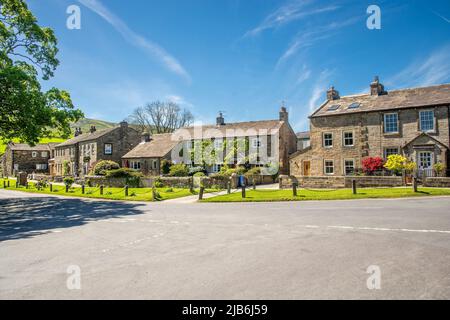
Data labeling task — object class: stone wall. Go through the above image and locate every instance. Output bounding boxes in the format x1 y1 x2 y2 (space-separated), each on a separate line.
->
280 175 404 189
423 177 450 188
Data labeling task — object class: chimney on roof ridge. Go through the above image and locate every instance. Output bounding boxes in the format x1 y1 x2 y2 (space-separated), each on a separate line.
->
216 112 225 126
326 86 340 100
279 103 288 122
370 76 386 96
74 127 83 137
90 125 96 134
141 130 151 143
120 120 128 129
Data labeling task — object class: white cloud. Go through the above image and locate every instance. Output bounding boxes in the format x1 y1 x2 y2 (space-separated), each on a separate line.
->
296 65 312 84
387 45 450 89
78 0 190 82
244 0 339 37
165 95 195 109
277 17 359 66
308 69 333 113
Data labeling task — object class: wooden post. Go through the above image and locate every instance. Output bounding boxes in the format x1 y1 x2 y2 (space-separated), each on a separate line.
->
3 180 6 188
413 177 418 193
152 186 157 201
125 185 129 197
242 186 246 198
81 184 85 194
49 183 53 192
100 185 104 195
293 182 298 197
352 179 357 195
26 182 29 189
7 180 10 188
15 180 19 188
65 185 69 193
199 186 204 200
252 176 256 190
227 181 231 194
189 178 194 193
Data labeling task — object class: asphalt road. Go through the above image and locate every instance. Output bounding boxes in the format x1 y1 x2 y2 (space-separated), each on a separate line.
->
0 189 450 299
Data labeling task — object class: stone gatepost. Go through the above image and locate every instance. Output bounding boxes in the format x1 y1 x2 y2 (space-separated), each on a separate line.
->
17 172 27 186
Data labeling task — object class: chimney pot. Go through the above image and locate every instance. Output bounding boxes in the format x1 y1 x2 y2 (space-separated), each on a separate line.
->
90 125 96 133
279 104 288 122
370 76 386 96
141 131 151 143
216 112 225 126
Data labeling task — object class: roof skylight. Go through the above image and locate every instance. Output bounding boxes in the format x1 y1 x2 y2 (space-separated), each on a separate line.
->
327 104 340 111
348 102 361 109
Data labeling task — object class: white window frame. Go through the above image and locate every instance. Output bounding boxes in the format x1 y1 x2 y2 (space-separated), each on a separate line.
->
130 161 141 170
324 160 334 175
384 147 400 159
419 110 435 133
104 143 113 155
323 133 333 148
343 159 355 176
252 137 262 148
41 151 48 158
32 151 38 158
384 113 399 134
212 164 222 173
36 164 48 170
343 131 354 147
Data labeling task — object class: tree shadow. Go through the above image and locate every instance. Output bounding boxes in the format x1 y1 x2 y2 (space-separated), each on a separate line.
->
0 197 147 242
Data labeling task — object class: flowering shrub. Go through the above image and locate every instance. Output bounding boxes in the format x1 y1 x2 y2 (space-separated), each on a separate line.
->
362 157 384 175
384 155 409 174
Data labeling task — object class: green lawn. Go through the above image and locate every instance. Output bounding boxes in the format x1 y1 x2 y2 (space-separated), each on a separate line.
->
0 178 212 202
0 137 65 154
201 187 450 202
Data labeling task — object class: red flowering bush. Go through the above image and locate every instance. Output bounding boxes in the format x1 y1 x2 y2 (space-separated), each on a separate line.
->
362 157 384 175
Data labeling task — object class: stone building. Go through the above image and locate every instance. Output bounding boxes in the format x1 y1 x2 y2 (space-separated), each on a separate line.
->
1 143 57 176
290 78 450 177
123 107 298 175
296 131 310 150
52 121 140 177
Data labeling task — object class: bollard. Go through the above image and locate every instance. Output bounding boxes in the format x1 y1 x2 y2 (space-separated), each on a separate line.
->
189 179 194 193
352 179 357 195
227 181 231 194
100 185 104 195
81 184 85 194
253 176 256 190
242 186 246 198
199 186 204 200
125 185 129 197
293 182 298 197
7 180 10 188
413 177 418 193
65 185 69 193
49 183 53 192
3 180 6 188
26 182 29 189
16 181 19 188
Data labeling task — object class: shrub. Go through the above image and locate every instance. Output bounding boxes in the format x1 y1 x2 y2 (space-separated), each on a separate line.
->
105 168 142 178
35 180 48 190
169 163 189 177
362 157 384 175
63 160 70 176
245 167 261 177
189 166 206 176
92 160 120 176
193 172 206 177
384 155 413 175
165 188 174 193
63 177 74 188
153 178 164 188
161 159 172 175
433 162 445 176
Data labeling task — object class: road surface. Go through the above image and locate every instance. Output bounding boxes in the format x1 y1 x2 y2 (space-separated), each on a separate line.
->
1 189 449 299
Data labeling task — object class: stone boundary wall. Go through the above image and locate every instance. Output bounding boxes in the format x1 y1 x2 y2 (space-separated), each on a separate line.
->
280 175 404 189
423 177 450 188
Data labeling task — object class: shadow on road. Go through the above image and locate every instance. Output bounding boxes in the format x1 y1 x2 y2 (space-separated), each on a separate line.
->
0 197 146 242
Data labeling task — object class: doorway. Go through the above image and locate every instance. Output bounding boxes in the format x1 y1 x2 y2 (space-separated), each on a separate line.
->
303 161 311 176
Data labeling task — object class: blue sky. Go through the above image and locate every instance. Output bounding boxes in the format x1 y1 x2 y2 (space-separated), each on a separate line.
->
29 0 450 131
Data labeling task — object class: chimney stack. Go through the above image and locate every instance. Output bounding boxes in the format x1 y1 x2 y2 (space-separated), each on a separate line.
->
120 120 128 129
141 130 151 143
370 76 386 96
216 112 225 126
327 86 340 100
279 104 288 122
74 128 80 137
90 125 96 134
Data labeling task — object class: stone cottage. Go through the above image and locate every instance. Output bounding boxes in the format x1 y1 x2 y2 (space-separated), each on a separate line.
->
1 143 57 176
52 121 140 177
122 107 298 175
290 78 450 177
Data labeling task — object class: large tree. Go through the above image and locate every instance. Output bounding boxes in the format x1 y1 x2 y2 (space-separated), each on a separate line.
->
0 0 83 145
129 101 193 133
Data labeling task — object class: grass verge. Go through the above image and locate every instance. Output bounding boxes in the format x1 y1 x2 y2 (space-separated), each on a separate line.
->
201 187 450 202
0 178 217 202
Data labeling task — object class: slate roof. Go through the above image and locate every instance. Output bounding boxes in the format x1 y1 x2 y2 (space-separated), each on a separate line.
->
122 134 179 159
296 131 310 139
56 127 116 147
8 143 55 151
311 84 450 118
173 120 284 140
